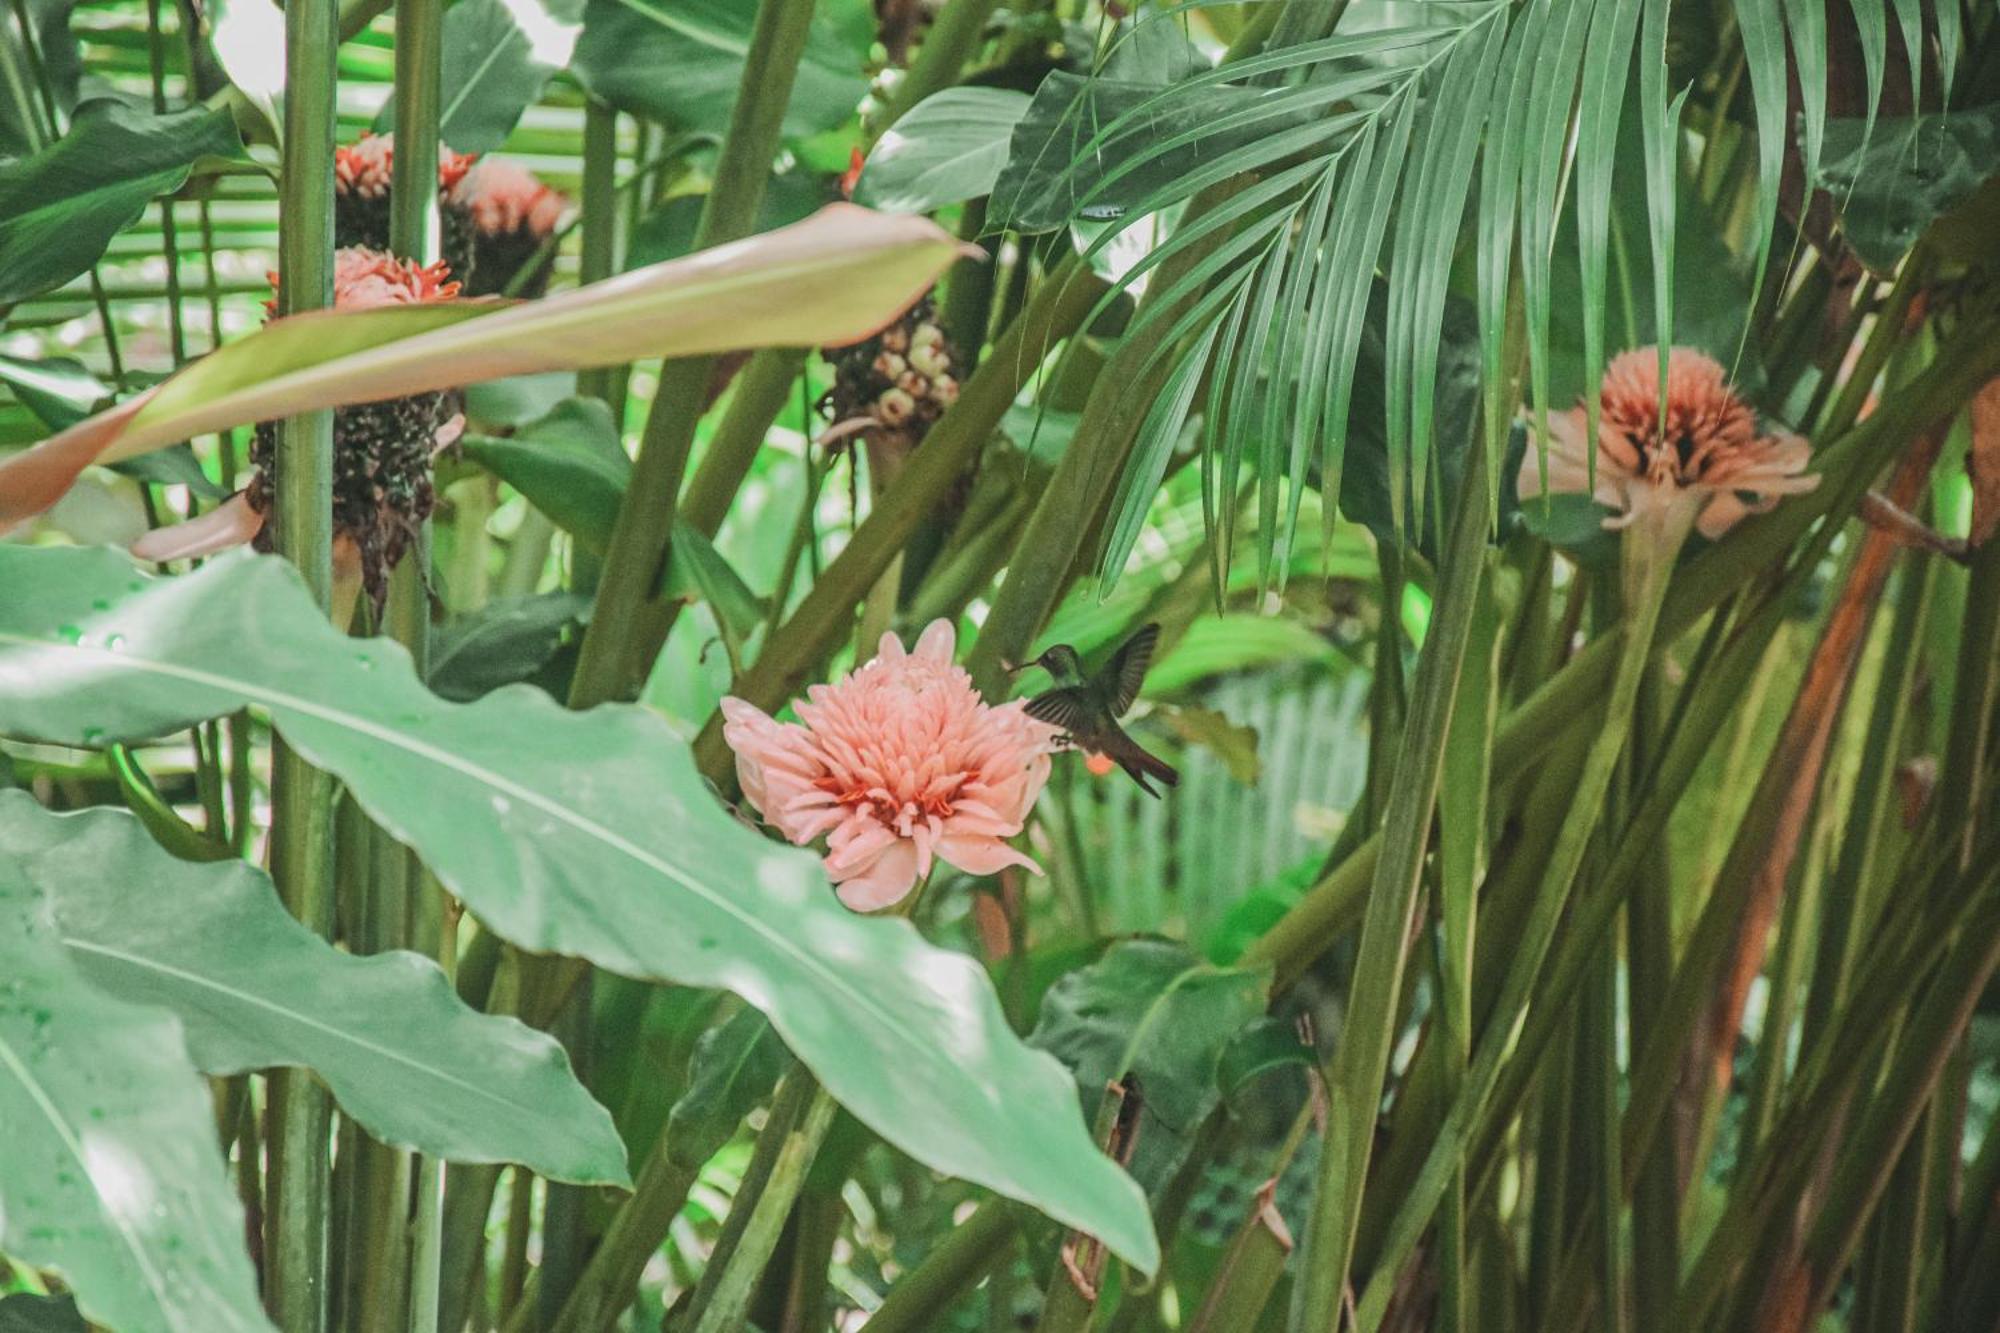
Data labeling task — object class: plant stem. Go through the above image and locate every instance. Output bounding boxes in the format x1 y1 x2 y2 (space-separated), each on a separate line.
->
683 1068 840 1333
568 0 820 709
264 0 340 1323
1348 500 1690 1333
574 101 620 407
863 1200 1031 1333
1289 429 1494 1331
879 0 998 125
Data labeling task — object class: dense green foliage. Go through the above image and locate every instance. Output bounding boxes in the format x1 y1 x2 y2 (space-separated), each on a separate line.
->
2 0 1999 1330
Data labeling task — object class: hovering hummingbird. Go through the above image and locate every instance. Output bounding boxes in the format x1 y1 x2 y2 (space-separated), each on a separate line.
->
1009 623 1180 797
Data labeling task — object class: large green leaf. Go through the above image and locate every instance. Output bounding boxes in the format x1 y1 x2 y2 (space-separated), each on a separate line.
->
0 354 107 430
0 101 244 305
0 1293 84 1333
1816 104 2000 273
429 591 590 702
854 88 1033 215
0 205 966 525
0 794 629 1184
0 859 271 1333
568 0 868 140
374 0 583 153
1030 938 1270 1194
0 547 1158 1271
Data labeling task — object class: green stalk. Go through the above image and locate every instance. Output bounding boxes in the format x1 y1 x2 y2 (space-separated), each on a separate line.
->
574 101 621 407
1349 499 1694 1333
264 0 340 1323
879 0 999 124
568 0 820 710
863 1200 1028 1333
527 1137 696 1332
682 1068 840 1333
1288 427 1497 1332
679 348 811 537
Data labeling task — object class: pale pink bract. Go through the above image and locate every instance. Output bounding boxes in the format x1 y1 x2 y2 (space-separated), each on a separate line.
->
722 620 1057 912
450 158 570 239
1519 346 1819 539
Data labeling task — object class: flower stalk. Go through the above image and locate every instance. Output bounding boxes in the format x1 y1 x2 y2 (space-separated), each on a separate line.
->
264 0 342 1323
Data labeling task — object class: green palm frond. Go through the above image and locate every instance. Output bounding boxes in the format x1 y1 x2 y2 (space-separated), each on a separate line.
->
1016 0 1967 588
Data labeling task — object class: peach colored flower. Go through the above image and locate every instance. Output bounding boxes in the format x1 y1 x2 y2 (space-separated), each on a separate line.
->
261 246 461 317
1520 346 1819 540
334 132 476 198
449 158 570 238
722 620 1057 912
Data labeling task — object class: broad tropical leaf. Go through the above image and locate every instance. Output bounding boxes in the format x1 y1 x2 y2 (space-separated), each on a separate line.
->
0 204 969 525
0 101 245 305
666 1007 789 1169
0 546 1159 1272
568 0 868 139
854 88 1033 215
1031 938 1271 1193
0 859 271 1333
0 794 630 1184
374 0 583 153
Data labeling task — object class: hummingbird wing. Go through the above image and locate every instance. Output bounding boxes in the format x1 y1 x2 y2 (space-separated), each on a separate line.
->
1108 623 1161 716
1024 687 1090 735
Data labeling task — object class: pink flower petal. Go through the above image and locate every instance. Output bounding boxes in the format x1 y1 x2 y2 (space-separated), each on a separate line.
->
834 840 921 912
129 491 264 561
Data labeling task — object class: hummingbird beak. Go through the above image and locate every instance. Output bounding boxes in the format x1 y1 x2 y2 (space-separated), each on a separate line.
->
1001 659 1028 676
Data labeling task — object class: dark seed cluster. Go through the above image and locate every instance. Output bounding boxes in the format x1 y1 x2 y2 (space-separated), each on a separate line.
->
463 224 553 299
246 390 451 617
822 296 961 457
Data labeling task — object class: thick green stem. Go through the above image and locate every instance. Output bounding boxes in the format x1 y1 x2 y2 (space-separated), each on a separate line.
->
568 0 820 709
680 348 811 537
863 1200 1029 1333
527 1133 697 1333
1289 435 1494 1332
264 0 340 1323
574 101 621 407
683 1069 840 1333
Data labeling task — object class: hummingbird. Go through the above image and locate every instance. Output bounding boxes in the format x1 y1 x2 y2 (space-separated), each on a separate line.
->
1009 623 1180 797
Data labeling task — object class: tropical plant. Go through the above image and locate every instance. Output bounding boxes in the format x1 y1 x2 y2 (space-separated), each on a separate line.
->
2 0 1999 1329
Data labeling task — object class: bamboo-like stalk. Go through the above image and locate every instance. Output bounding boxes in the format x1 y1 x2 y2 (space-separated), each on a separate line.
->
1292 429 1497 1331
263 0 341 1323
682 1069 840 1333
860 1200 1027 1333
574 101 621 408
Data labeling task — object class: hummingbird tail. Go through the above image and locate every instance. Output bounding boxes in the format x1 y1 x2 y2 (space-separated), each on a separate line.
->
1109 737 1179 797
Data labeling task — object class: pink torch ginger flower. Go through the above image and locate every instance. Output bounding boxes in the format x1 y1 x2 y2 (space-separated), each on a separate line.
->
450 158 570 239
1520 346 1819 540
334 132 476 198
722 620 1057 912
